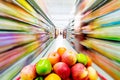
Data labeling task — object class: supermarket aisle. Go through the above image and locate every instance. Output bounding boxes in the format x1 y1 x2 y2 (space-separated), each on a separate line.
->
0 0 120 80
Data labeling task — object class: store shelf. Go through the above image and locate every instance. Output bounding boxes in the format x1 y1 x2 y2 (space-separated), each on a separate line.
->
0 38 53 80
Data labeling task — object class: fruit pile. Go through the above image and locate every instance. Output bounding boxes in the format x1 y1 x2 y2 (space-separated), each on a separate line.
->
19 47 98 80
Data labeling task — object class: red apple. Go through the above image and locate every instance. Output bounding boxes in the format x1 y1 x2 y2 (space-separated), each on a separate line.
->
71 63 88 80
53 62 70 79
81 76 89 80
61 50 77 66
87 67 98 80
16 76 20 80
48 52 61 65
20 64 36 80
66 77 72 80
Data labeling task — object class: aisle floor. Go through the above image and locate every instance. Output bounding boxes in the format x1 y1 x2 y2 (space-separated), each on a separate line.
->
45 35 76 56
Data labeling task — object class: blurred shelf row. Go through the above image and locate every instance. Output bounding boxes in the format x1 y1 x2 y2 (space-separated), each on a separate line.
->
0 0 56 80
66 0 120 80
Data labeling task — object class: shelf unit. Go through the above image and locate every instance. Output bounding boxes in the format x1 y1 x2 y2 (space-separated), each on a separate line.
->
67 0 120 80
0 0 55 79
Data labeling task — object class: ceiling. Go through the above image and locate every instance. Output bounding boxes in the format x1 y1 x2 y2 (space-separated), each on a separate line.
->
44 0 75 29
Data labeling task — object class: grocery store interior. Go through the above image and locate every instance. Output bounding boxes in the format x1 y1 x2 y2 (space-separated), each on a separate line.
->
0 0 120 80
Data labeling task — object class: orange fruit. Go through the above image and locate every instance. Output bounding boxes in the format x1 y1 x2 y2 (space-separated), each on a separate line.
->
86 56 92 67
45 73 61 80
47 52 61 65
57 47 66 56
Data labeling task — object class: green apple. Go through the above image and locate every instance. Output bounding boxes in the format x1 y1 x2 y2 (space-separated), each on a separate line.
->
35 76 44 80
77 53 88 65
36 58 52 75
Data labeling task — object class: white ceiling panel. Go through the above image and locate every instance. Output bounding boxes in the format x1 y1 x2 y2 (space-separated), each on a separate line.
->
44 0 75 29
